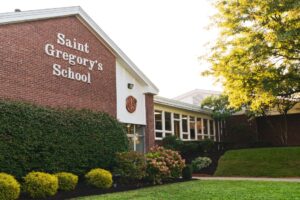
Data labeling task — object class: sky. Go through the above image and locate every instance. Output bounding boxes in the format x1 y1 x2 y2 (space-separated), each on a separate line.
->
0 0 222 98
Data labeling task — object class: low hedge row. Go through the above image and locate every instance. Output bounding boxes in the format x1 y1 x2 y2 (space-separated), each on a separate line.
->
0 169 112 199
0 100 129 178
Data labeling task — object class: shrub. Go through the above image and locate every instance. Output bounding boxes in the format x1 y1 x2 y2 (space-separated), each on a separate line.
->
192 157 212 171
146 146 185 184
182 165 193 180
199 139 214 153
0 173 20 200
23 172 58 199
85 168 113 189
114 151 147 183
161 135 183 150
0 100 129 178
55 172 78 191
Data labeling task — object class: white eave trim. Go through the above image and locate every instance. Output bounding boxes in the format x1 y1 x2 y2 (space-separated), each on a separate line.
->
154 96 212 115
0 6 159 95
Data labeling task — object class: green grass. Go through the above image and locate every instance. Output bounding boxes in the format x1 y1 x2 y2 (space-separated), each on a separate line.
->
215 147 300 177
75 180 300 200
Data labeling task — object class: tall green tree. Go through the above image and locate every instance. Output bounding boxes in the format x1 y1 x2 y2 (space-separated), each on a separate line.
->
204 0 300 144
201 94 236 120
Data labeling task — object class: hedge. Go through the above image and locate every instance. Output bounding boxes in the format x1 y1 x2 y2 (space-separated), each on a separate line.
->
0 100 129 178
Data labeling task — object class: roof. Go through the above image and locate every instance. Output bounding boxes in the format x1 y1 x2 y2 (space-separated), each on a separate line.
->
173 89 222 100
0 6 159 94
154 96 212 115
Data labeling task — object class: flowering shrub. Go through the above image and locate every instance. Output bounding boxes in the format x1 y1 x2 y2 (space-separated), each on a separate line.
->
192 157 212 171
146 146 185 184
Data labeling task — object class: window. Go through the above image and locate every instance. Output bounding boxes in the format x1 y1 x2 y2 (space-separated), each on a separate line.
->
189 116 196 140
203 119 208 135
155 110 162 130
209 119 214 137
182 115 188 132
155 110 163 139
196 118 202 140
165 112 172 131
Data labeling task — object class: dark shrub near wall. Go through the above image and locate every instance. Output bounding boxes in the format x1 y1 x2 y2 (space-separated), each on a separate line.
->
0 100 129 178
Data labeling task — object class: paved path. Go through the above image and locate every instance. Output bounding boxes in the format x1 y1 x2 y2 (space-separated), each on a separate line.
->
193 176 300 182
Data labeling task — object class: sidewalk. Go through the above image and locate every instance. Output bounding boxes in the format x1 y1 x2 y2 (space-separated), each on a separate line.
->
193 176 300 182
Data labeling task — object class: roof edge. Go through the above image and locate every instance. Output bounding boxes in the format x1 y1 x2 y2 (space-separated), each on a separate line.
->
154 96 212 115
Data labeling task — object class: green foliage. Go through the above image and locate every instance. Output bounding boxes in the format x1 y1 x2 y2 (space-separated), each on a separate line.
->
0 173 20 200
215 147 300 177
23 172 58 199
0 100 129 178
204 0 300 112
114 151 147 183
161 135 183 150
181 165 193 180
85 168 113 189
146 146 185 184
201 94 237 120
192 157 212 172
55 172 78 191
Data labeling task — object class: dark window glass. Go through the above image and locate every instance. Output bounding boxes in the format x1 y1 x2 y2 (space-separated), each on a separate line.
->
155 132 162 138
155 110 162 130
182 115 188 132
197 118 202 134
209 120 214 135
165 112 172 131
203 119 208 134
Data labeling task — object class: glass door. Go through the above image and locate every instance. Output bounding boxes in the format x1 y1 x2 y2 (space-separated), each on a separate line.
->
126 124 145 153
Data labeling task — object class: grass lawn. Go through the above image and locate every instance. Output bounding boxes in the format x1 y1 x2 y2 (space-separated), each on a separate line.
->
214 147 300 177
75 180 300 200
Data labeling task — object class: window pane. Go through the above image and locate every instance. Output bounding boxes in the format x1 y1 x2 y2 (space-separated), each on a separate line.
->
155 110 162 130
174 120 180 138
174 113 180 119
209 120 214 136
155 132 162 138
190 122 195 139
196 118 202 134
165 112 172 131
182 134 188 139
203 119 208 134
182 115 188 132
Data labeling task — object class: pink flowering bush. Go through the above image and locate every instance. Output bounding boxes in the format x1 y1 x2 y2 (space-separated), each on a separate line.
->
146 146 185 184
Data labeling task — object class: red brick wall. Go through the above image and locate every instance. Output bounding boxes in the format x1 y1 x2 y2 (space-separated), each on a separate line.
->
226 114 300 146
0 16 116 116
256 113 300 146
145 94 155 151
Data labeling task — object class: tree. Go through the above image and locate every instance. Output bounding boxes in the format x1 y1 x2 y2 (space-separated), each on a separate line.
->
204 0 300 144
201 94 237 120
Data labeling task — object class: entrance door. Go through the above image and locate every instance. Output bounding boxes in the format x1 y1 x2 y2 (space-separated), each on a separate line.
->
126 124 145 153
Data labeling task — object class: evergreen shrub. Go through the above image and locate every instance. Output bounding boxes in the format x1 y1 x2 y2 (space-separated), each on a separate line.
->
0 100 129 178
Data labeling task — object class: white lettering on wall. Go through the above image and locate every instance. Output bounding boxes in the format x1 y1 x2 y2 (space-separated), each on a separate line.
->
44 33 103 84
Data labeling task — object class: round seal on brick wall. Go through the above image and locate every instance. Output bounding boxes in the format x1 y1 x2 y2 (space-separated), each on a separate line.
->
126 96 137 113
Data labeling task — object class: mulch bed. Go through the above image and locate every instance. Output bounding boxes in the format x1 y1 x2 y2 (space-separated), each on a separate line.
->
19 178 195 200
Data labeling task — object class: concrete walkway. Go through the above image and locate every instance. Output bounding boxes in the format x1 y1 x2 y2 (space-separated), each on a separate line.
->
193 176 300 182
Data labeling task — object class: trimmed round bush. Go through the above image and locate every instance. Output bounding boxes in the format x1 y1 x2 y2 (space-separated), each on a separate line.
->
85 168 112 189
23 172 58 199
55 172 78 191
192 157 212 171
0 173 20 200
182 165 193 180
